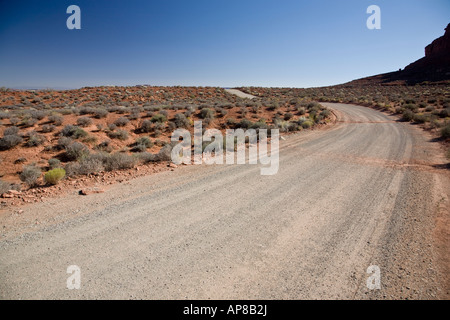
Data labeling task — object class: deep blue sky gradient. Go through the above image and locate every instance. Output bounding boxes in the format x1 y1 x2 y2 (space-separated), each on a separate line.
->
0 0 449 88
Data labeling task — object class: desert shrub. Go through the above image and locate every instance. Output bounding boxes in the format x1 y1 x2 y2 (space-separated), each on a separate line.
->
250 120 269 130
48 158 61 169
0 180 12 193
65 162 82 177
284 112 293 121
441 124 450 139
41 124 56 133
160 110 169 117
200 108 214 119
287 122 299 131
174 113 190 128
20 165 41 187
78 157 104 175
156 144 172 161
226 118 237 128
413 113 428 124
267 102 279 111
57 136 73 150
30 110 46 120
404 103 418 112
140 119 153 133
216 108 227 117
4 126 19 136
65 142 90 161
21 117 38 128
167 121 176 131
238 119 253 129
95 140 113 153
44 168 66 185
0 112 10 120
320 109 331 118
297 107 306 115
107 130 129 140
301 120 313 129
131 136 153 153
402 109 415 122
61 125 88 139
26 134 46 147
104 152 136 171
107 123 117 131
0 134 23 150
91 108 107 119
9 117 20 126
114 117 130 127
82 135 98 145
439 108 450 118
151 114 167 123
48 114 63 126
77 116 93 127
128 111 140 120
138 152 157 163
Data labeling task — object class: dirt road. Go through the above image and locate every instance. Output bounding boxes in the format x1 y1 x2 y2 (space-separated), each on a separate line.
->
0 103 448 299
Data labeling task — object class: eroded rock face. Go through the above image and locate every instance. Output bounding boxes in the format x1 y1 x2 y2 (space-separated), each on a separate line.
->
425 24 450 57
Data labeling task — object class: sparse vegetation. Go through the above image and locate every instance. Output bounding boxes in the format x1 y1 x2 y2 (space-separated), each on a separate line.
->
20 164 41 187
44 168 66 185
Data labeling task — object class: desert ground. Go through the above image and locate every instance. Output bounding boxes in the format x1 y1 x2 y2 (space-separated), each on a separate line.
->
0 93 448 299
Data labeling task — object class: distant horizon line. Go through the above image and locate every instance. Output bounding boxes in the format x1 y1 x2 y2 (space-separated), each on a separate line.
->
2 83 344 91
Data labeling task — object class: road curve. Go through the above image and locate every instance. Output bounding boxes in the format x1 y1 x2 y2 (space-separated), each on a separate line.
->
0 103 448 299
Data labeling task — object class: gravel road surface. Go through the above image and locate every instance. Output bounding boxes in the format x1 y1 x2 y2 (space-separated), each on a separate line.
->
0 103 448 299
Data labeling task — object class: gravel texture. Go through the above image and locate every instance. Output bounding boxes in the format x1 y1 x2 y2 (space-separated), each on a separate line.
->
0 102 448 299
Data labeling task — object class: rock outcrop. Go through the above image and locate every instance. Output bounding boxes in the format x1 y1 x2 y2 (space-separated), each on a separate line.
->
344 23 450 86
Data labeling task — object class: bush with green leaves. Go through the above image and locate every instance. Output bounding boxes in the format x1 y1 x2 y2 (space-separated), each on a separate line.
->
20 165 41 187
44 168 66 185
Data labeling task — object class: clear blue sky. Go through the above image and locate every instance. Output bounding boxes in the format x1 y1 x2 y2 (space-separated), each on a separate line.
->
0 0 449 89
